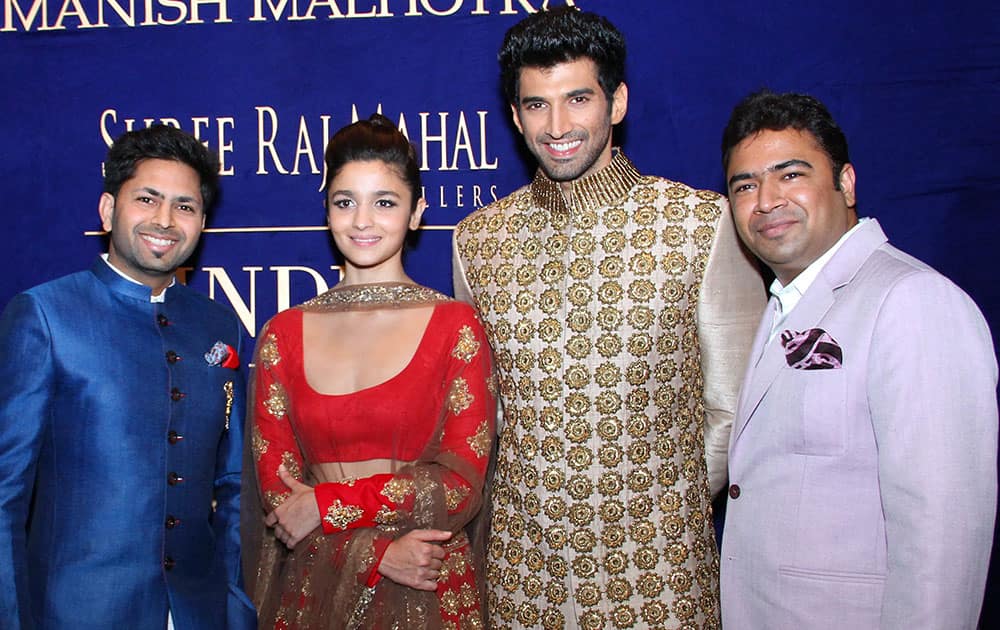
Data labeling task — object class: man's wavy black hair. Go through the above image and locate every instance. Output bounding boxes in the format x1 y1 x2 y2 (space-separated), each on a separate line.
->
499 7 626 107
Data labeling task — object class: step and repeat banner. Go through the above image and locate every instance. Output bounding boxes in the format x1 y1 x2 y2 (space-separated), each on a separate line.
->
3 0 999 619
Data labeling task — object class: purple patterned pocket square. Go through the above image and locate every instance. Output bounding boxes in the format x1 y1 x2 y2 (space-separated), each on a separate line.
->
779 328 843 370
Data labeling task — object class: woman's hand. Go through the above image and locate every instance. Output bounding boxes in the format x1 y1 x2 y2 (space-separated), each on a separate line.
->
264 464 321 548
377 529 453 591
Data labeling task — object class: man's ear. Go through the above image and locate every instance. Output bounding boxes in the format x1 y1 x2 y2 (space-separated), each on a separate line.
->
510 103 524 135
98 192 115 232
839 163 857 208
611 82 628 125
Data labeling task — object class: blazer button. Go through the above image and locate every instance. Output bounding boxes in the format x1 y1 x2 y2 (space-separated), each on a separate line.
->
168 472 184 485
165 515 181 529
163 556 176 571
170 387 186 401
167 431 184 445
165 350 180 364
728 484 741 499
157 314 170 327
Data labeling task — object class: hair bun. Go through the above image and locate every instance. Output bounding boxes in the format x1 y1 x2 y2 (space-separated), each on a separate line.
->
367 112 395 128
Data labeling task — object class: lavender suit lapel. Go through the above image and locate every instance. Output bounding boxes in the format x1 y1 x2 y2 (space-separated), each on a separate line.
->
732 219 890 445
733 286 836 443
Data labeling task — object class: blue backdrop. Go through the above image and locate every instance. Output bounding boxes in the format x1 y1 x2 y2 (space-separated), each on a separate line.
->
3 0 998 621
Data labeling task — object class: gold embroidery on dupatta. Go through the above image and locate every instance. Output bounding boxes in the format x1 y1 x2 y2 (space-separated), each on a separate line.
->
466 420 491 458
251 424 269 459
445 484 471 510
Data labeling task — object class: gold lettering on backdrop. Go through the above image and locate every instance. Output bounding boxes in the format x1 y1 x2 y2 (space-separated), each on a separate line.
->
99 0 134 26
256 106 289 175
272 265 343 312
98 106 496 183
291 116 321 176
3 0 576 31
1 0 234 31
190 265 344 336
421 184 498 209
206 266 261 336
100 108 236 175
415 110 498 172
405 0 461 16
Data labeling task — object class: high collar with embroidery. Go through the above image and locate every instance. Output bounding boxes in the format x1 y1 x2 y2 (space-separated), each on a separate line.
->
529 150 642 215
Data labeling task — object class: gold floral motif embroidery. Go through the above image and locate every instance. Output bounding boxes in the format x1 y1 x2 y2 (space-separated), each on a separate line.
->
459 582 476 608
449 548 470 576
280 452 301 480
447 377 474 415
466 420 491 458
374 505 401 525
264 382 288 419
456 152 723 626
251 424 269 459
380 477 415 504
323 499 364 531
451 325 480 363
445 485 470 510
440 588 460 615
258 333 280 369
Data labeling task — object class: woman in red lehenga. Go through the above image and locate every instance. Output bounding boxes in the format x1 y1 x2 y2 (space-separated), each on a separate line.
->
242 114 495 629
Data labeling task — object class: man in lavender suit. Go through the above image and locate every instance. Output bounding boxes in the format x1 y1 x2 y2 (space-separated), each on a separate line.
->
718 90 997 629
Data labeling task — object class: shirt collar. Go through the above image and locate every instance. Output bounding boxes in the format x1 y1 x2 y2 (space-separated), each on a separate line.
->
769 217 870 314
100 253 174 303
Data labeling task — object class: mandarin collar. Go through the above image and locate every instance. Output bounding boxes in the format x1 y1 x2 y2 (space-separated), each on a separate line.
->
529 150 642 216
90 256 166 303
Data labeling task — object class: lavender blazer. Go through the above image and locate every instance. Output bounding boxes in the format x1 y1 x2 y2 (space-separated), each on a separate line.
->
721 219 998 629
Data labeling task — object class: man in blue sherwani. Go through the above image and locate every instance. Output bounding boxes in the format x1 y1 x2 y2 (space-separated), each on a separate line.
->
0 125 256 629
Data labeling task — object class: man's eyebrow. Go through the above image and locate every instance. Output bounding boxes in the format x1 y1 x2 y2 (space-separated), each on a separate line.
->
727 159 815 189
566 87 596 98
770 159 813 171
727 172 752 189
136 186 166 199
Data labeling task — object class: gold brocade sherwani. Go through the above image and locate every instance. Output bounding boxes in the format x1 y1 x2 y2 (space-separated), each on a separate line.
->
452 152 765 629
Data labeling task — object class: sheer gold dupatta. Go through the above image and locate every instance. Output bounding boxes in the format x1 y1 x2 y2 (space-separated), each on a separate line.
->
241 283 495 629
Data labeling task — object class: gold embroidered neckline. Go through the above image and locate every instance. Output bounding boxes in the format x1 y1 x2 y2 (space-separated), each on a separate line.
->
530 150 643 216
297 282 450 311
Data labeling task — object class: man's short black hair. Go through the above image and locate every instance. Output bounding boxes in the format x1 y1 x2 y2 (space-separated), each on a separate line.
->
499 7 626 107
721 90 851 189
104 125 221 212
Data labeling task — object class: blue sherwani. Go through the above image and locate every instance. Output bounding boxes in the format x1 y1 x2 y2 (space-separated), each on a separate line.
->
0 257 256 629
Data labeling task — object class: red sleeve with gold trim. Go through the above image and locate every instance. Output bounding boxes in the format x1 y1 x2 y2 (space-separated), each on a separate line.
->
251 318 306 512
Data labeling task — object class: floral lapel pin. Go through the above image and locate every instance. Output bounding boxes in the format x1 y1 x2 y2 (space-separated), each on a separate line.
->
205 341 240 369
779 328 843 370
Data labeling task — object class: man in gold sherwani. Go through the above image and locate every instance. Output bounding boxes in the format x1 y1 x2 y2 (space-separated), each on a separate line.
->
452 8 765 629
